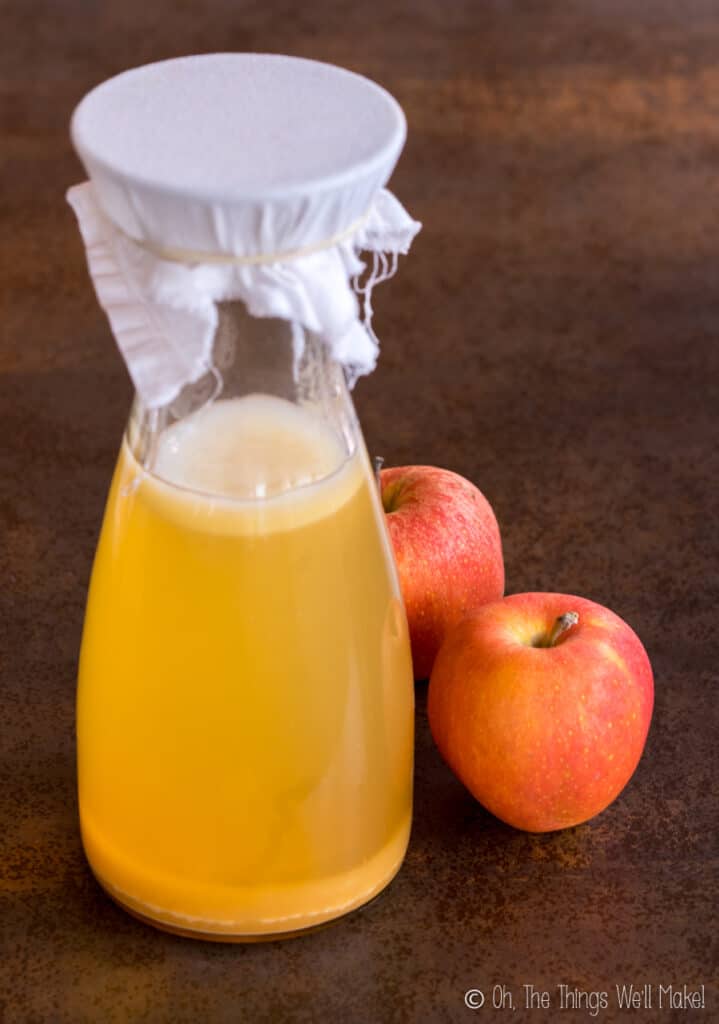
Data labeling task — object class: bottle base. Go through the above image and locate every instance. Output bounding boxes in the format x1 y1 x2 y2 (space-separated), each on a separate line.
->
95 872 394 943
82 812 411 942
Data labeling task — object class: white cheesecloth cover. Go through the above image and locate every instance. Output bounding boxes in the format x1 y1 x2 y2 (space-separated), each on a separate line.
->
67 54 421 408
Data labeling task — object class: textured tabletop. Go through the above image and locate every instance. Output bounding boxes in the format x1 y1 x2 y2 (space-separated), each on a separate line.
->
1 1 717 1022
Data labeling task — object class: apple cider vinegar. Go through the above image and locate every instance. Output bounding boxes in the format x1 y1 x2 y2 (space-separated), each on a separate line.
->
77 394 414 937
70 52 421 939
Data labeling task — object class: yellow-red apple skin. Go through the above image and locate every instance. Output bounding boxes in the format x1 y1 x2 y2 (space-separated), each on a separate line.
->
428 593 654 832
380 466 504 680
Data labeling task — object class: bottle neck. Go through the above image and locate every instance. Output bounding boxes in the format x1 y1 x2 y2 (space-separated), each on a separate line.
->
126 303 360 498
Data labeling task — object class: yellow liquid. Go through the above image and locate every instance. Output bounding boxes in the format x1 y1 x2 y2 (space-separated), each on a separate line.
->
77 395 414 937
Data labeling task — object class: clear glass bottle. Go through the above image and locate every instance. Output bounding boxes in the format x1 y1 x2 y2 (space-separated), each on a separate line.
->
68 52 420 940
76 304 414 939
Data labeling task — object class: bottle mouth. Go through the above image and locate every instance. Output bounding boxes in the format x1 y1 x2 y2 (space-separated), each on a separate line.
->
71 53 407 205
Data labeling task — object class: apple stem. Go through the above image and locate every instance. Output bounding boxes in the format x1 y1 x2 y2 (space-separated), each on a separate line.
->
374 455 385 491
545 611 579 647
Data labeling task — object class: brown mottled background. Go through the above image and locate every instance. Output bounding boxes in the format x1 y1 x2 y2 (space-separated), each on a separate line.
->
1 1 717 1022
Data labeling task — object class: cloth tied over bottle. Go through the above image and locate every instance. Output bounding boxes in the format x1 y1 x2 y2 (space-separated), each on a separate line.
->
67 54 421 409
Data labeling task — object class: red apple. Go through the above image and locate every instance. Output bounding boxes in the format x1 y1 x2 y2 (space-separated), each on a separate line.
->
380 465 504 680
428 593 654 832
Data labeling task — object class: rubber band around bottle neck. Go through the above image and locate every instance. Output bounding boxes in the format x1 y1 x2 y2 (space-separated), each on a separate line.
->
131 209 372 266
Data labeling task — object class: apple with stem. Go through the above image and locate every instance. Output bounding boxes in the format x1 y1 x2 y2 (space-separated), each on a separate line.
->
428 592 654 832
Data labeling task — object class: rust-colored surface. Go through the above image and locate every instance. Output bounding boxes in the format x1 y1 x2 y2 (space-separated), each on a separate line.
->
1 2 717 1021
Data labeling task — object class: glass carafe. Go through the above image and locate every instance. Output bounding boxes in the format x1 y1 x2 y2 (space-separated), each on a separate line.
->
77 304 415 939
